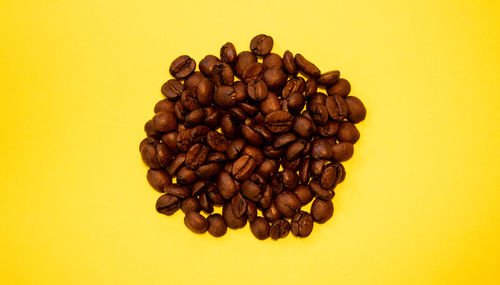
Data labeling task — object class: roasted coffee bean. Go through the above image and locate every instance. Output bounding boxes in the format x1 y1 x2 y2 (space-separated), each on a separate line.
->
257 159 279 179
191 180 207 196
275 191 301 217
164 184 190 198
282 169 299 190
283 50 298 75
174 100 187 122
282 77 305 99
222 203 247 229
331 142 354 162
310 159 325 178
212 62 234 86
184 211 208 233
250 217 270 240
262 66 287 90
310 92 327 105
140 142 160 169
241 146 264 164
327 78 351 97
161 79 184 100
146 169 171 192
263 145 285 159
231 192 247 218
320 163 343 189
226 138 246 160
176 167 198 185
214 86 237 109
259 92 281 115
180 89 200 111
216 171 236 199
308 103 329 126
241 179 262 202
263 202 282 223
232 155 256 181
317 121 339 138
317 70 340 86
242 62 264 83
309 180 335 200
206 131 229 152
287 92 305 115
270 219 291 240
247 79 268 101
273 133 297 149
291 211 314 237
285 138 307 161
241 125 263 146
311 198 334 223
181 197 201 214
184 108 204 127
207 214 227 237
263 53 283 69
152 111 177 133
250 34 273 56
239 102 259 115
199 192 214 213
311 139 333 160
232 81 248 102
196 78 215 106
264 111 293 134
199 55 220 76
253 124 273 143
166 153 185 176
325 95 348 121
154 99 176 114
294 185 313 205
299 159 311 184
259 185 273 209
235 51 257 77
220 42 237 64
337 122 360 143
156 194 181 215
304 78 318 100
292 115 314 138
206 152 227 164
184 72 204 91
189 125 210 144
295 54 320 77
170 55 196 79
345 96 366 123
195 163 223 179
246 200 258 222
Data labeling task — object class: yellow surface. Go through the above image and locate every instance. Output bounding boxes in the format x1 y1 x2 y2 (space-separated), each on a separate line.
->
1 0 499 284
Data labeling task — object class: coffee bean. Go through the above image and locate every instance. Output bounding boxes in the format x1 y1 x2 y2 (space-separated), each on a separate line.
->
212 62 234 86
206 131 229 152
309 180 335 200
222 203 247 229
262 66 287 90
181 197 201 214
259 184 273 209
287 92 305 115
311 198 334 223
264 111 293 134
195 163 222 179
246 200 258 222
298 159 311 184
199 55 220 76
282 169 299 190
235 51 257 77
241 179 262 202
239 102 259 115
180 89 200 112
311 139 333 160
337 122 360 143
216 171 236 199
270 219 291 240
152 111 177 133
220 42 237 64
317 70 340 86
294 185 313 205
345 96 366 123
164 184 190 198
207 214 227 237
294 54 320 77
241 125 263 146
232 155 256 181
320 163 343 189
263 202 282 223
170 55 196 79
275 191 301 217
199 192 214 214
285 138 307 161
304 78 318 100
241 146 264 164
231 192 247 218
161 79 184 100
331 142 354 162
184 72 204 91
308 103 329 126
263 53 283 69
317 121 339 138
176 167 198 185
253 124 273 143
325 95 348 121
214 86 237 109
247 79 268 101
242 62 264 83
184 211 208 233
259 92 281 115
250 34 273 56
282 77 305 99
146 169 171 192
283 50 298 76
250 217 270 240
154 100 175 115
184 108 204 127
327 78 351 97
196 78 215 106
156 194 181 215
291 211 313 237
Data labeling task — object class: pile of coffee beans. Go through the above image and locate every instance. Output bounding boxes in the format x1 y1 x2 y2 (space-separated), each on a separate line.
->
140 34 366 240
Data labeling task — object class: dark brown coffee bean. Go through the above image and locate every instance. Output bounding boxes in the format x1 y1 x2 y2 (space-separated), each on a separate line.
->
309 180 335 200
344 96 366 123
220 114 238 139
262 66 287 90
337 122 360 143
320 163 343 189
199 192 214 214
252 125 272 143
269 172 284 195
242 62 264 83
176 167 197 185
287 92 305 115
222 203 247 229
256 184 271 209
285 138 307 161
294 54 320 77
200 55 221 78
207 214 227 237
164 184 190 198
275 191 301 217
291 211 313 237
282 77 305 99
191 180 207 197
212 62 234 86
154 100 175 116
263 53 283 69
183 72 203 91
214 86 237 109
174 100 187 122
311 199 334 224
216 171 236 199
317 70 340 86
188 125 209 145
325 95 348 121
282 169 299 190
184 211 208 234
305 78 318 100
232 155 256 181
220 42 237 64
241 125 263 146
317 121 339 138
310 92 327 105
239 102 259 115
140 142 160 169
246 200 258 222
250 217 270 240
234 51 257 77
226 138 246 160
331 142 354 162
241 145 264 164
294 185 313 205
156 194 181 216
273 133 296 149
206 152 227 164
206 131 229 152
161 132 178 154
263 145 285 159
230 81 246 102
175 130 190 153
180 89 200 112
170 55 196 79
292 115 313 138
241 179 262 202
311 139 333 160
327 78 351 97
310 160 325 178
247 79 268 101
231 192 247 218
167 153 186 176
308 103 329 126
263 202 282 223
257 159 279 179
228 107 246 123
146 169 171 192
195 163 222 179
250 34 273 56
283 50 298 76
184 108 204 127
195 78 214 106
259 92 281 115
161 79 184 100
270 219 291 240
181 197 201 214
298 159 311 184
264 111 293 134
152 111 177 133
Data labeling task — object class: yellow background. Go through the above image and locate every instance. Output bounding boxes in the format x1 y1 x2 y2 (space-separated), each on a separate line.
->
1 0 499 284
